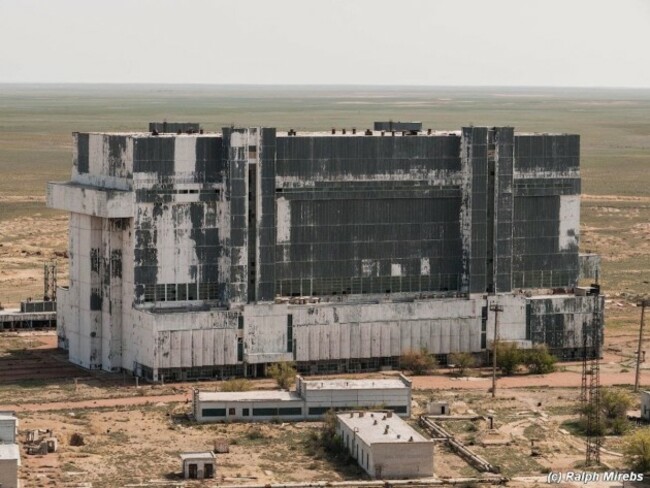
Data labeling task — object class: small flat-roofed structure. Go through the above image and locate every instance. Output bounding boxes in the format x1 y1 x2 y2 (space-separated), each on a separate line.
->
298 374 412 417
337 411 434 479
180 451 216 480
641 391 650 421
0 413 18 444
0 307 56 330
0 443 20 488
427 400 450 416
194 390 303 422
194 374 412 422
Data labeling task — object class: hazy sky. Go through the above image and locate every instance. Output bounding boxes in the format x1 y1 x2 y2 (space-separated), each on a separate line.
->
1 0 649 87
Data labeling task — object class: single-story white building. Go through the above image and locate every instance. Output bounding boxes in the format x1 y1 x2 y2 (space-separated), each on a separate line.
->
194 390 304 422
0 443 20 488
194 374 412 422
336 411 434 479
427 401 450 416
180 451 216 479
641 391 650 421
0 413 18 443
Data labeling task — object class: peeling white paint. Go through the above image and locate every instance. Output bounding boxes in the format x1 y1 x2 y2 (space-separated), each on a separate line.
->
276 197 291 243
174 137 197 174
559 195 580 251
361 259 379 277
420 258 430 276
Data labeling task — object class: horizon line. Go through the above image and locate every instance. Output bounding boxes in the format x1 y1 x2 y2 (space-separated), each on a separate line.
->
2 81 650 91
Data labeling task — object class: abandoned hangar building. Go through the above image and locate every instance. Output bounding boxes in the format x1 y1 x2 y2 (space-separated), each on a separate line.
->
47 121 603 381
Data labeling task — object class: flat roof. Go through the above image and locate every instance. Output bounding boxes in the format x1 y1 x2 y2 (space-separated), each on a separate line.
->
303 378 407 391
198 390 301 402
179 451 215 461
337 411 429 444
78 129 576 139
0 444 20 461
0 414 17 422
0 309 57 318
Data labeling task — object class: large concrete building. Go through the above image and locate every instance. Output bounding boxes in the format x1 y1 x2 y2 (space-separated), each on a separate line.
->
47 122 603 380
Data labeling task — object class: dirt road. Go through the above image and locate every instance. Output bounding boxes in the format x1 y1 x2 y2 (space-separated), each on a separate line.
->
412 369 650 390
0 391 191 412
3 367 647 413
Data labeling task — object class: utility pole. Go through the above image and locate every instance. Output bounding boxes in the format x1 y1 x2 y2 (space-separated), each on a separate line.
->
490 303 503 399
635 300 650 392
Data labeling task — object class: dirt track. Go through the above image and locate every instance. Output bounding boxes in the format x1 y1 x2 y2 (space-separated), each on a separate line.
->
2 367 648 414
0 391 191 412
412 369 650 391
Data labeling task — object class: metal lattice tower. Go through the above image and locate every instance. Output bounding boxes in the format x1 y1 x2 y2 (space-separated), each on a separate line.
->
44 261 57 302
584 300 602 466
580 321 589 411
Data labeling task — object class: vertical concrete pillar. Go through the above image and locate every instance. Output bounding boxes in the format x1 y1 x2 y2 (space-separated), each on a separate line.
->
223 128 251 304
493 127 514 293
460 127 488 294
257 128 277 301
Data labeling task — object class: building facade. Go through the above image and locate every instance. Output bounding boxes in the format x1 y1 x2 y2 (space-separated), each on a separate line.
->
179 452 216 480
48 123 603 380
0 413 20 488
337 410 434 479
194 374 412 422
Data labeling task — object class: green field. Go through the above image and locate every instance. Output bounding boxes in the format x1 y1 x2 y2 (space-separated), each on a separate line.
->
0 84 648 300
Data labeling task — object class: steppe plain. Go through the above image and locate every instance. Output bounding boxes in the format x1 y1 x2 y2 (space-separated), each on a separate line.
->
0 85 648 487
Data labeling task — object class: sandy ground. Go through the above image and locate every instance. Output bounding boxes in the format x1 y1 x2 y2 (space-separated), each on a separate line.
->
0 328 644 487
0 206 69 307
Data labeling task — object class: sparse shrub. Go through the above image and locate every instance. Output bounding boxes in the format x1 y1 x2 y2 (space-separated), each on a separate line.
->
220 378 252 392
624 428 650 472
449 352 476 376
496 342 523 376
524 345 557 374
246 427 266 440
401 348 437 375
69 433 85 446
589 388 633 436
267 362 297 390
601 388 632 421
610 416 630 436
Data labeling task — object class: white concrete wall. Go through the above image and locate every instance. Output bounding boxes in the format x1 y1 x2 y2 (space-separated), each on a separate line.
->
291 299 482 361
63 213 103 369
559 195 580 251
486 294 527 344
337 420 434 478
72 133 133 190
243 304 293 363
0 418 16 443
0 458 19 488
182 458 215 480
304 388 410 416
642 392 650 421
371 442 434 478
196 399 304 422
47 182 133 218
126 310 239 376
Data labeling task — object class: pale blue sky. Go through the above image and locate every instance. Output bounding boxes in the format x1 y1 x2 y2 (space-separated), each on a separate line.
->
1 0 649 87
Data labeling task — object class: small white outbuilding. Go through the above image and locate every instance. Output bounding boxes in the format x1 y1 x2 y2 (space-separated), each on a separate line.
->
180 451 216 479
641 391 650 421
